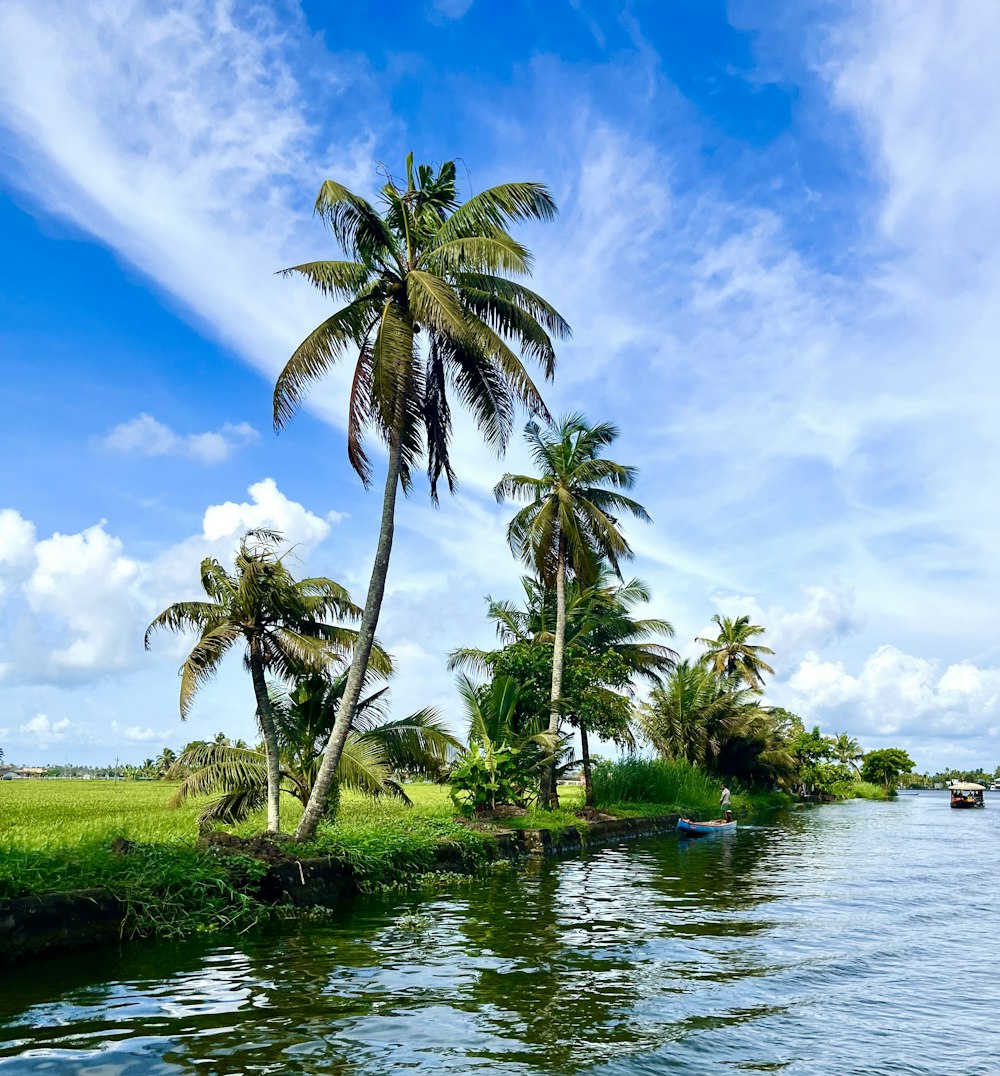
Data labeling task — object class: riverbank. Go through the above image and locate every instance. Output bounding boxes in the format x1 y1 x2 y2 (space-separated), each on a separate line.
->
1 804 680 960
6 794 991 1074
0 779 788 960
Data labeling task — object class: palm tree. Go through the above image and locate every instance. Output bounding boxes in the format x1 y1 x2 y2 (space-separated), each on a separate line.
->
145 529 389 833
638 660 730 768
272 155 569 842
170 673 460 826
495 415 650 805
449 572 676 805
639 661 796 787
832 732 864 775
155 748 177 778
568 576 676 804
695 614 775 691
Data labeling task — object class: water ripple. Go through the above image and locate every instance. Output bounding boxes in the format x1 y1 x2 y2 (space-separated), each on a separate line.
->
2 793 999 1074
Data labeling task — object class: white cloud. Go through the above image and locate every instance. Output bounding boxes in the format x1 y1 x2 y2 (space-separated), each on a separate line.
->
101 413 257 464
122 725 164 743
0 480 341 687
784 645 1000 742
199 478 331 548
17 713 75 748
704 586 863 670
0 509 36 601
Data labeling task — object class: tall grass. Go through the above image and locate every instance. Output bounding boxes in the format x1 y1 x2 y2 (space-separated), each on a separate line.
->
590 757 721 818
851 781 891 801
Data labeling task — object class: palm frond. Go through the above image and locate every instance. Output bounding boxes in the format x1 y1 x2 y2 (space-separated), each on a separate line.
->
273 300 376 429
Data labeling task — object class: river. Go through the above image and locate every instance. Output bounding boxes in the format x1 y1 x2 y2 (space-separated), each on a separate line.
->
2 792 998 1074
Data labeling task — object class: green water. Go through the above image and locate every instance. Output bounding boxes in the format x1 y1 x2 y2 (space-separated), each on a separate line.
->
2 793 998 1074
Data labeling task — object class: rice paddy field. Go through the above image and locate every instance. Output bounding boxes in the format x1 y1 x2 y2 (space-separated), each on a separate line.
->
0 779 588 931
0 773 780 940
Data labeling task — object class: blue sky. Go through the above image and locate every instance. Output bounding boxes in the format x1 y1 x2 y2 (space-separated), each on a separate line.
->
1 0 998 771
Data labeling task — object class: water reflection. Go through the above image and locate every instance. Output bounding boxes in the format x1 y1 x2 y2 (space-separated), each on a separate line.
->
3 795 999 1075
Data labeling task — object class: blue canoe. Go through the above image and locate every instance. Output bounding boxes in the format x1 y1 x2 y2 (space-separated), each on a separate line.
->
676 817 737 837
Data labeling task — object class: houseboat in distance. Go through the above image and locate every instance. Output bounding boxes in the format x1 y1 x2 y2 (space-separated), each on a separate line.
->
990 779 1000 791
949 782 985 808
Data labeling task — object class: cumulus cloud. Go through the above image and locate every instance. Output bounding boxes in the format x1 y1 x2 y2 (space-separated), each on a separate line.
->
13 523 147 683
199 478 336 547
101 413 257 464
701 586 863 670
0 479 343 687
0 509 36 601
17 713 76 748
122 725 165 743
784 645 1000 741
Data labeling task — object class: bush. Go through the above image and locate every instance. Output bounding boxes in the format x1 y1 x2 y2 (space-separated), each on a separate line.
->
449 742 540 815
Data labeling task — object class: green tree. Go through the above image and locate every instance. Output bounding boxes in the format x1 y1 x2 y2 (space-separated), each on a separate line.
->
155 747 177 779
495 415 650 805
695 614 775 691
449 571 675 804
860 747 915 794
832 732 864 775
145 529 387 833
171 673 459 826
273 155 568 842
639 661 796 787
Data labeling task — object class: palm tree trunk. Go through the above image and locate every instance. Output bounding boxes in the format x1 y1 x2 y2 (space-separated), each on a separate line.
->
580 719 594 808
294 411 405 842
248 638 282 833
539 536 566 808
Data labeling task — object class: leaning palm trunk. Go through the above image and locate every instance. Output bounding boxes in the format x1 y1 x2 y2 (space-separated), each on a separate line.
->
294 421 404 842
579 719 594 808
248 639 282 832
539 537 567 807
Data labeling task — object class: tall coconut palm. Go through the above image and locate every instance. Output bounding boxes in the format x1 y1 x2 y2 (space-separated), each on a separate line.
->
145 529 390 834
695 614 775 691
273 156 568 842
170 673 460 827
832 732 864 775
495 415 650 805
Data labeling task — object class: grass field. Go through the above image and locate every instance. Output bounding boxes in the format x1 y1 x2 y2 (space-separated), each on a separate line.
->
0 779 587 849
2 774 782 940
0 779 593 928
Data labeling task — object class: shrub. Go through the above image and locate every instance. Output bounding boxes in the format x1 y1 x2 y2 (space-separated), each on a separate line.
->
449 742 539 814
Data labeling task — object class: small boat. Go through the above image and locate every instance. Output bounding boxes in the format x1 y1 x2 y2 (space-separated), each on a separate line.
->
676 817 737 836
949 782 985 808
